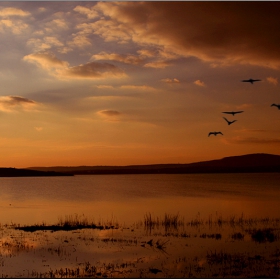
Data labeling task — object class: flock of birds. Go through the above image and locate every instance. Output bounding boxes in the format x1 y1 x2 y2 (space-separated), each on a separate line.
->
208 78 280 137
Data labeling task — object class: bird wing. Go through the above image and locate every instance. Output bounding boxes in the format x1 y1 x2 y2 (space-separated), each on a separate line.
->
223 117 229 123
218 132 223 135
222 112 232 114
242 79 250 82
234 111 244 114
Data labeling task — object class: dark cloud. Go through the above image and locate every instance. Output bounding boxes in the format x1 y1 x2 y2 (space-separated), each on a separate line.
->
96 2 280 68
64 62 125 79
0 95 35 105
99 110 121 116
0 95 36 112
24 52 126 80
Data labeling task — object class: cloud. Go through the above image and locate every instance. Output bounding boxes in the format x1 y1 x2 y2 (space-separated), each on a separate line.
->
266 77 278 85
73 5 99 19
0 96 37 112
235 129 268 133
91 49 178 68
194 80 206 87
91 52 143 65
23 52 125 80
223 136 280 145
38 7 46 13
45 19 68 31
35 127 43 132
98 110 121 116
236 103 253 110
76 19 131 44
0 7 30 34
161 78 180 84
0 7 30 17
23 52 68 70
96 85 114 89
97 110 122 121
60 62 126 79
89 2 280 69
94 84 157 91
120 85 157 91
27 37 64 52
0 18 28 34
137 49 156 58
144 61 170 69
67 34 92 48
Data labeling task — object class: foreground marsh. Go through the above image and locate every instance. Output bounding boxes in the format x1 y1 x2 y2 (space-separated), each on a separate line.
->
0 213 280 278
0 173 279 277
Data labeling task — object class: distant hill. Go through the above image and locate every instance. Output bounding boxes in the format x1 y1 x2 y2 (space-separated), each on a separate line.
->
0 168 73 177
27 153 280 175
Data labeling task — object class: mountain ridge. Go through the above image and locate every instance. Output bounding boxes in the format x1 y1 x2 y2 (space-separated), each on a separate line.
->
27 153 280 175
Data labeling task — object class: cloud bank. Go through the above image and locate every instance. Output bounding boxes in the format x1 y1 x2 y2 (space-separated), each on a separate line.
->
23 52 126 80
83 2 280 69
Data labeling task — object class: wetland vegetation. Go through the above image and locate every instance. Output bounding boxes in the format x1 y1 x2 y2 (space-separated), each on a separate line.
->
1 213 280 278
1 173 279 278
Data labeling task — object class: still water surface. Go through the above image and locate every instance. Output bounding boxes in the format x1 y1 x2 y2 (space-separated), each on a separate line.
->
0 173 279 225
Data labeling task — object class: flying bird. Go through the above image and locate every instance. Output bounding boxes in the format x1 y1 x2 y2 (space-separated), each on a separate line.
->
223 117 237 125
222 111 244 116
271 103 280 110
208 131 223 137
242 78 261 84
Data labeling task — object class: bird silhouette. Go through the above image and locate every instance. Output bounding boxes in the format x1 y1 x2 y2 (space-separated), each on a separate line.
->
242 78 261 84
222 111 244 116
223 117 237 125
271 103 280 110
208 131 223 137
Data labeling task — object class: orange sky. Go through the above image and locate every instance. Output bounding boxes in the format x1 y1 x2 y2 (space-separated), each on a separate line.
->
0 2 280 168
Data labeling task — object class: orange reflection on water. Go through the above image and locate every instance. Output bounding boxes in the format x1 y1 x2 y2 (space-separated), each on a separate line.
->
1 193 280 227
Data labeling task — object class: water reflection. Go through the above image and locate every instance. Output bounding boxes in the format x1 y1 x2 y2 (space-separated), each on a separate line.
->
0 173 280 226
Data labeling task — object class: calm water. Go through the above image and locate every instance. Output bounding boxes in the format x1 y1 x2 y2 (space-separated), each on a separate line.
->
0 173 279 226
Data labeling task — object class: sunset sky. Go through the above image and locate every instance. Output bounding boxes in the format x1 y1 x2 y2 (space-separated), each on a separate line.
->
0 1 280 168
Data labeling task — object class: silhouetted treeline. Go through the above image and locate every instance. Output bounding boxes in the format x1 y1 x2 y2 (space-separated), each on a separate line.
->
0 168 73 177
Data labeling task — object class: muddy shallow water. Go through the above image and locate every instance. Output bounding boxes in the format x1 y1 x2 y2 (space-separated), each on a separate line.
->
1 214 280 278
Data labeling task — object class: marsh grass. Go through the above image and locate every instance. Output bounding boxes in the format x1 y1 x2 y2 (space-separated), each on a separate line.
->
231 232 244 240
205 249 280 278
144 212 184 230
1 212 280 278
14 214 119 232
248 228 279 243
200 233 222 240
144 213 280 231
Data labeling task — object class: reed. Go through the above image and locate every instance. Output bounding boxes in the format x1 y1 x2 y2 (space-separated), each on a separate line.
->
144 212 184 229
57 214 89 227
231 232 244 240
249 228 278 243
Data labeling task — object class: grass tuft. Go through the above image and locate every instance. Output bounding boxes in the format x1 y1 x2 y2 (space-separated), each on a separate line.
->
14 214 119 232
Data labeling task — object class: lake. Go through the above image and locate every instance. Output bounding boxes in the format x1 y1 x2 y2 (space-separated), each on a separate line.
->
1 173 279 225
0 173 280 278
